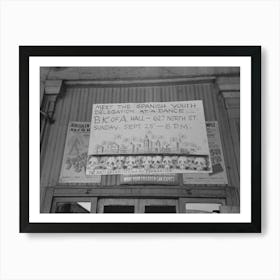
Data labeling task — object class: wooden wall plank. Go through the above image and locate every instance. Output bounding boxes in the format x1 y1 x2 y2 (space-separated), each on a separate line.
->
213 85 240 202
48 100 64 186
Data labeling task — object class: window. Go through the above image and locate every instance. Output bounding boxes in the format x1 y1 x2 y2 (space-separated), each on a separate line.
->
97 199 138 213
51 197 97 213
145 205 177 213
103 205 135 213
185 203 222 213
55 202 91 213
179 198 226 213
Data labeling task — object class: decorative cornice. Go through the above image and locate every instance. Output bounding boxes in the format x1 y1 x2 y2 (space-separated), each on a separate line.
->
44 80 63 95
64 76 216 87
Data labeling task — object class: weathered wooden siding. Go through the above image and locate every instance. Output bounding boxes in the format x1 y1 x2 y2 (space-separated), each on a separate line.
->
40 80 239 197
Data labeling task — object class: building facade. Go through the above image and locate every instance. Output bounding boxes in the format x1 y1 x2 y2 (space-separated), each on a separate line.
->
40 67 240 214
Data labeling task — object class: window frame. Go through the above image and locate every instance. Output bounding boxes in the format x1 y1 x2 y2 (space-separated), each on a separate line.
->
50 197 98 213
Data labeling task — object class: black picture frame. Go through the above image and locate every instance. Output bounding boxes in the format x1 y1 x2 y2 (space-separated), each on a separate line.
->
20 46 261 233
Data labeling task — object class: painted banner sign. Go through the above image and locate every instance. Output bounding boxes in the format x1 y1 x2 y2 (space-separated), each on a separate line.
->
59 122 101 183
86 101 212 175
183 121 228 185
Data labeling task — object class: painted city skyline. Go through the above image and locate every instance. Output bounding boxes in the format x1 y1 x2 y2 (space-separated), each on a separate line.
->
94 130 201 155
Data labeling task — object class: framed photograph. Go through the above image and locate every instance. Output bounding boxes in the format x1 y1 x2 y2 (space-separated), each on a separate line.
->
20 46 261 233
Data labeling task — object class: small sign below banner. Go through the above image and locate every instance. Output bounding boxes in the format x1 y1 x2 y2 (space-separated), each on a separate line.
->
120 174 179 185
183 121 228 185
59 122 101 184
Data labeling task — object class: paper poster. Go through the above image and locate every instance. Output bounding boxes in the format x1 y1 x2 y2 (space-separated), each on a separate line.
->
183 121 228 185
59 122 101 183
86 101 212 175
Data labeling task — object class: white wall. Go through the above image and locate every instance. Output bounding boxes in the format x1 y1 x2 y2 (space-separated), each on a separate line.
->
0 0 279 279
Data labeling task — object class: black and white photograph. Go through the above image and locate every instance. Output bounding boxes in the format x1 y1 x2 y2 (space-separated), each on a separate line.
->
40 66 240 214
19 46 260 232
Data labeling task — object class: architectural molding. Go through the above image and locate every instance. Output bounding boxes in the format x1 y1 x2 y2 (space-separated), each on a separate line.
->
44 79 64 95
64 76 216 87
40 80 64 146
